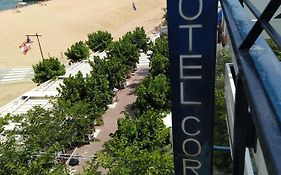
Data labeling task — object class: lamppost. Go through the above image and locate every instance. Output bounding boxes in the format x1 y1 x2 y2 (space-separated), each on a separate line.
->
26 33 44 59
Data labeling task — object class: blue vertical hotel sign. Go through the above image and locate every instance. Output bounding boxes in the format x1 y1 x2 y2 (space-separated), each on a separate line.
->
167 0 217 174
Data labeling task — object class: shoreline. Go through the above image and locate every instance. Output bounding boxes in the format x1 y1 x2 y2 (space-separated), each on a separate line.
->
0 1 40 13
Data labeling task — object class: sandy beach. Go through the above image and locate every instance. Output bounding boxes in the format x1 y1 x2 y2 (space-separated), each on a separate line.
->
0 0 166 107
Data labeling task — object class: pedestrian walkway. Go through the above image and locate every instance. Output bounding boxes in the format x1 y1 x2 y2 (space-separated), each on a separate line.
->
0 68 34 83
70 60 150 174
138 52 150 66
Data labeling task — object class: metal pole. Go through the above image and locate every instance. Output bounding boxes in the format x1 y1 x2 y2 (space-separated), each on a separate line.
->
26 33 44 59
36 33 44 59
232 75 248 175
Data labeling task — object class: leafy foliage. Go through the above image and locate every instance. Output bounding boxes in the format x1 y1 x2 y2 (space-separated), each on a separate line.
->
214 48 232 173
19 106 66 148
87 31 113 52
110 111 170 149
0 117 9 133
58 71 113 120
122 27 150 52
0 28 157 174
86 111 173 175
266 39 281 60
82 27 173 174
135 74 170 113
151 35 169 58
85 72 113 116
65 41 90 63
150 53 169 77
0 139 69 175
0 107 71 175
106 39 140 71
32 57 65 84
90 56 127 89
58 72 88 104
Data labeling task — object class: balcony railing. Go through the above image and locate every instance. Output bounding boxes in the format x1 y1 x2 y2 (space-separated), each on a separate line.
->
221 0 281 174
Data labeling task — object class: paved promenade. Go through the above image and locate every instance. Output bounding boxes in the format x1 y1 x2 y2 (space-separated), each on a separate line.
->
71 59 149 173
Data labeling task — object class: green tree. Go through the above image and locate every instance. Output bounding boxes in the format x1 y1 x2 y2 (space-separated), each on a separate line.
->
150 53 169 77
87 31 113 52
58 71 112 120
103 57 127 89
54 101 93 146
122 27 150 52
110 111 170 149
58 72 88 104
32 57 65 84
65 41 90 63
84 110 173 175
135 74 170 113
89 56 126 89
85 73 113 117
0 117 9 133
0 109 71 175
151 35 169 58
106 40 140 71
0 138 69 175
18 106 66 149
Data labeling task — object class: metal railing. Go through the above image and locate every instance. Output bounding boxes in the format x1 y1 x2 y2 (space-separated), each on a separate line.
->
221 0 281 174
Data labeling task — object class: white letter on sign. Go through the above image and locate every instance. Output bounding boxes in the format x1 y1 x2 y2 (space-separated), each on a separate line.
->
179 25 202 51
180 54 202 79
179 0 203 21
182 139 202 156
183 158 201 175
181 116 201 136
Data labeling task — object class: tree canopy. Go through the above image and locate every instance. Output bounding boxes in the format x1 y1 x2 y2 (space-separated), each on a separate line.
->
90 56 127 89
58 71 112 121
32 57 65 84
135 74 170 113
85 111 173 175
65 41 90 63
87 31 113 52
82 31 173 174
149 53 169 77
151 35 169 58
0 107 70 175
106 39 140 71
122 27 150 52
1 27 165 174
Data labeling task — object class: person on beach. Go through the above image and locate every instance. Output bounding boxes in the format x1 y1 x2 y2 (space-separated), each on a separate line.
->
132 1 137 11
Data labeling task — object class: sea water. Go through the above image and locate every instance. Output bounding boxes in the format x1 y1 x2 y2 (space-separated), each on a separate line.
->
0 0 36 11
